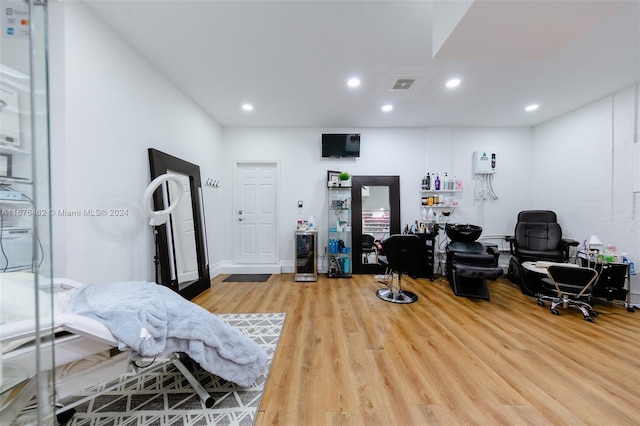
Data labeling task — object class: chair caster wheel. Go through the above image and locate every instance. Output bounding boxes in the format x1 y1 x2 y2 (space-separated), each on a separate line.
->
585 316 594 322
627 307 635 313
550 309 559 316
591 311 599 317
537 300 545 307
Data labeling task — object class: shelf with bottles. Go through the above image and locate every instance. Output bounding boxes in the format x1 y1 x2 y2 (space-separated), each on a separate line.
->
327 241 351 278
420 193 459 209
420 173 462 192
420 189 461 194
420 207 455 224
327 185 351 278
420 204 458 208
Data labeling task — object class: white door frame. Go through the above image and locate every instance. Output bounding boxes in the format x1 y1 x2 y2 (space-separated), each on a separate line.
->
232 161 280 272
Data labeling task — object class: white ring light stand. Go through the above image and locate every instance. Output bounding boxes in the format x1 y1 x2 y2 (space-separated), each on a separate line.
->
142 173 185 283
142 173 184 226
141 173 215 407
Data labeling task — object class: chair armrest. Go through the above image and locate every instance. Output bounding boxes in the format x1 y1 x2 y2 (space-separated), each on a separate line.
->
562 238 580 247
485 246 500 262
559 238 580 262
504 235 517 255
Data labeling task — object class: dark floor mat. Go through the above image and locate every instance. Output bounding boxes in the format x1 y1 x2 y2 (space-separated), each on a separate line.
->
222 274 271 282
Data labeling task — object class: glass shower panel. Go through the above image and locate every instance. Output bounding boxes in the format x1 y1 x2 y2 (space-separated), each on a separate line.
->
0 0 55 424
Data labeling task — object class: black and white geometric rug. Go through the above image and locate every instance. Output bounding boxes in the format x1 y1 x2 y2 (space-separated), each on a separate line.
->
33 313 284 426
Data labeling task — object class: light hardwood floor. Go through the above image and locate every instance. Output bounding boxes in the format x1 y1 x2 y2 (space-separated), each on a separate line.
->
193 273 640 426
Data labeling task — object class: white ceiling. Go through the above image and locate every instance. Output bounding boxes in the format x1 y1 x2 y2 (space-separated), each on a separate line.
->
84 0 640 128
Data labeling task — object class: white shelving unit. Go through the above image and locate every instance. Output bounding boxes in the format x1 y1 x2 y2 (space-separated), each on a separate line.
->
420 189 461 223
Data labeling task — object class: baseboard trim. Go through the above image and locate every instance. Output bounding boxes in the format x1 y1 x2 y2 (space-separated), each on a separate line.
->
211 262 282 277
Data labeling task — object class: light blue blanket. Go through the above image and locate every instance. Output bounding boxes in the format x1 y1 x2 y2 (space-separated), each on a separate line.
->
68 281 267 387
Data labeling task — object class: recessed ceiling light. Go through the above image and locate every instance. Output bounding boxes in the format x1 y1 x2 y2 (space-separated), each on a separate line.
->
382 104 393 112
446 78 461 88
347 78 361 88
242 103 253 111
525 104 539 112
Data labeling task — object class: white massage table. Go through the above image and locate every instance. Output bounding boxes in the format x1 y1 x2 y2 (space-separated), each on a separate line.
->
1 275 216 424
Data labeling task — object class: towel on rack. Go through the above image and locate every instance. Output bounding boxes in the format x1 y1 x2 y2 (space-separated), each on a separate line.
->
68 281 267 387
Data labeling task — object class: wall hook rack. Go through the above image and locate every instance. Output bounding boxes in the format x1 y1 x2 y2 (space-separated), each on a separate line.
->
205 178 220 188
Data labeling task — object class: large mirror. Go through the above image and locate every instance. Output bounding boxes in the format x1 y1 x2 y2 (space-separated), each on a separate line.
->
148 149 210 299
351 176 401 274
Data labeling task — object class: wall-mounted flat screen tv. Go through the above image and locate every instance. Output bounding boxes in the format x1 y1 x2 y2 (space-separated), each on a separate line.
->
322 133 360 158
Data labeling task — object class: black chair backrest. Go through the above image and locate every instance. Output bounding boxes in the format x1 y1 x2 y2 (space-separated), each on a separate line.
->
362 234 375 249
515 210 562 251
381 234 423 274
595 263 628 289
546 265 598 296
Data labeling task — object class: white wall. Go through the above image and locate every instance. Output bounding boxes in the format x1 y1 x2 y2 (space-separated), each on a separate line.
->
220 127 532 272
47 3 640 305
532 84 640 301
48 3 223 284
426 127 533 236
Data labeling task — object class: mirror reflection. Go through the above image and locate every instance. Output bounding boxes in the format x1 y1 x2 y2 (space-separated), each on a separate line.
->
361 186 390 265
167 170 199 288
351 175 400 274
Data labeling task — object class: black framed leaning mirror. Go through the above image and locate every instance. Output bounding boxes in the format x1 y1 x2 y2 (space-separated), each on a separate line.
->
351 175 401 274
148 148 210 300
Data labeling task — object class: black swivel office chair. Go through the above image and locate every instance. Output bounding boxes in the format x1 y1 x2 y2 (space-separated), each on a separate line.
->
537 264 599 322
376 234 423 304
505 210 578 295
445 224 503 300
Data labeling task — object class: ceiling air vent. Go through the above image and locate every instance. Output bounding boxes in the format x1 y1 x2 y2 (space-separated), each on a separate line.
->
391 78 417 91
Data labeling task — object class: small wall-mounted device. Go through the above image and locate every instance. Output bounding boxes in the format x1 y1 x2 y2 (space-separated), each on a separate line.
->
472 151 496 175
298 200 303 208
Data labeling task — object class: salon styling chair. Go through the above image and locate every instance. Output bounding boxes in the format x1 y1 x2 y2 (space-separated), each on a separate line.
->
537 264 599 322
376 234 423 304
505 210 578 295
445 224 503 300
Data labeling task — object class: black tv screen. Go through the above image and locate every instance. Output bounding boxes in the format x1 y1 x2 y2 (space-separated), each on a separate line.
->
322 134 360 158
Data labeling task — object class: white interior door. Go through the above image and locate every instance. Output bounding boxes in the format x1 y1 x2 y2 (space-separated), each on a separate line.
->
234 162 278 264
